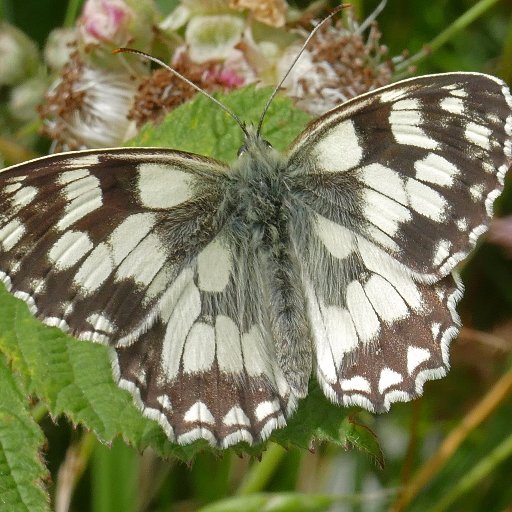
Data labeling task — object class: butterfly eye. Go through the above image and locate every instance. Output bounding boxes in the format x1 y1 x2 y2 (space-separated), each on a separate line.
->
263 140 273 149
237 145 248 156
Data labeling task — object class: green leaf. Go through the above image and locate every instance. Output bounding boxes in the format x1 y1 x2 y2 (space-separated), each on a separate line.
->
198 492 336 512
0 354 49 512
129 85 312 161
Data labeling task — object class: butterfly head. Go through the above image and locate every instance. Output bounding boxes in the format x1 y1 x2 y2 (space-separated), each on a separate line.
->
237 124 274 159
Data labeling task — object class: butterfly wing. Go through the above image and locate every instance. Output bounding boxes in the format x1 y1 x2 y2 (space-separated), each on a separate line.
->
0 148 294 446
286 73 512 411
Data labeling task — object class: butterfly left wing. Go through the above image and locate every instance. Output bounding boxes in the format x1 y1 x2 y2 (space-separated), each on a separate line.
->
0 148 295 447
286 73 512 411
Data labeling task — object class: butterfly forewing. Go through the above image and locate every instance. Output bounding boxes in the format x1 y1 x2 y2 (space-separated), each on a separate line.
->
289 73 512 278
287 73 511 411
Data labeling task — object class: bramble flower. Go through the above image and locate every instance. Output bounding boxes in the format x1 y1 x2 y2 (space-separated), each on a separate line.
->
9 76 49 122
44 28 78 70
78 0 156 51
185 14 245 63
39 53 139 150
277 9 396 115
129 48 254 127
229 0 288 27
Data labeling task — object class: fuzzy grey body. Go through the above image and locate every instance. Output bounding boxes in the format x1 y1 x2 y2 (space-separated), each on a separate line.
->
224 131 313 397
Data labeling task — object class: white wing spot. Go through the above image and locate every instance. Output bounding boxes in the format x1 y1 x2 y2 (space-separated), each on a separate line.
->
49 230 93 270
313 119 362 172
414 153 459 187
197 238 232 292
86 312 115 334
215 315 243 374
138 163 195 208
363 188 412 237
57 174 102 231
4 183 22 194
340 376 371 393
12 186 37 210
0 219 25 251
157 395 172 411
73 242 113 293
346 280 380 343
469 183 485 201
315 213 356 259
57 168 90 184
465 121 492 150
389 99 438 150
182 322 216 373
433 239 452 267
223 406 251 427
407 346 431 374
184 401 215 425
109 213 157 266
115 233 168 286
360 163 408 204
378 368 403 394
364 275 409 322
456 218 468 231
255 400 280 421
439 96 464 115
161 274 201 380
406 178 447 221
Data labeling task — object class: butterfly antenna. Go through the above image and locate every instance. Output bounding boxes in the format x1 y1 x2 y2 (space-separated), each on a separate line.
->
113 47 250 138
256 4 350 137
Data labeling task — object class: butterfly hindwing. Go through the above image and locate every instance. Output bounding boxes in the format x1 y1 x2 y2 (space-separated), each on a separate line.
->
113 238 296 447
286 72 511 411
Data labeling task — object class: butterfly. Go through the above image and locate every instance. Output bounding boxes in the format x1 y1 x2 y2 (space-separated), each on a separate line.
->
0 71 511 448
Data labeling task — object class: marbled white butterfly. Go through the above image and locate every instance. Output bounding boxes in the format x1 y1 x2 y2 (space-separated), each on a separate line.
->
0 67 511 447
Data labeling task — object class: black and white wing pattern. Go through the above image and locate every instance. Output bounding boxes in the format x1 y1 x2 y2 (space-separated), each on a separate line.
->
0 72 510 448
0 148 295 447
286 73 511 411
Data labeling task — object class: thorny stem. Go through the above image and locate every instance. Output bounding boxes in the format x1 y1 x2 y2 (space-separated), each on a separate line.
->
391 370 512 512
395 0 503 73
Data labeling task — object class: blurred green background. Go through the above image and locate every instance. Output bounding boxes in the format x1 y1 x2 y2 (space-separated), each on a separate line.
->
0 1 511 511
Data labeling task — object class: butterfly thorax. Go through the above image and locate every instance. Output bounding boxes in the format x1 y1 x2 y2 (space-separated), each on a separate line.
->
227 132 291 248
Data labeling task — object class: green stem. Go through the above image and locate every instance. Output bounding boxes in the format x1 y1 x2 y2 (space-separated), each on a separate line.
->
395 0 503 72
63 0 84 28
430 433 512 512
236 443 287 495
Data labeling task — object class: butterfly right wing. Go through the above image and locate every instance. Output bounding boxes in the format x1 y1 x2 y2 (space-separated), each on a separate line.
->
285 73 511 411
0 148 294 447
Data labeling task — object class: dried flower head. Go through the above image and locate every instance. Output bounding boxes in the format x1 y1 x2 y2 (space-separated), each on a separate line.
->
229 0 288 27
39 52 139 150
278 9 397 115
129 49 253 127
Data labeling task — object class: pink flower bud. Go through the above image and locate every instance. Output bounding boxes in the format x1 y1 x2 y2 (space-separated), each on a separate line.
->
79 0 134 46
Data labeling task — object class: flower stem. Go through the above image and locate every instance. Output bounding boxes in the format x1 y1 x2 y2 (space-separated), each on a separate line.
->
236 443 287 495
395 0 503 72
63 0 84 28
391 369 512 511
430 432 512 512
